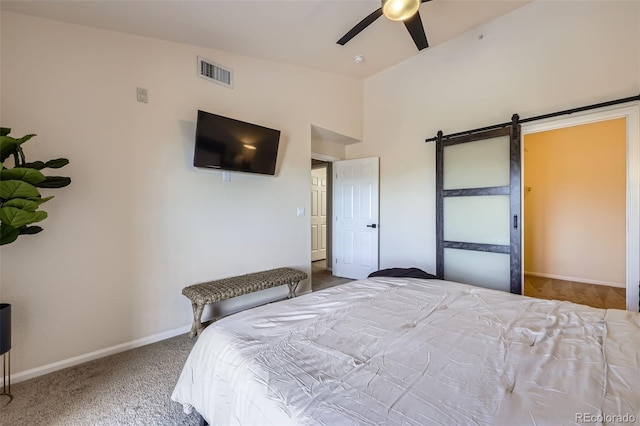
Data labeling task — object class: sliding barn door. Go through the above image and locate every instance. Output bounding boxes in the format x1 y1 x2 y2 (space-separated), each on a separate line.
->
436 125 521 294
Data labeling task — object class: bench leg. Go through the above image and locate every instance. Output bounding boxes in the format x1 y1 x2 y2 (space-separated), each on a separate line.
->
287 281 300 299
189 302 205 338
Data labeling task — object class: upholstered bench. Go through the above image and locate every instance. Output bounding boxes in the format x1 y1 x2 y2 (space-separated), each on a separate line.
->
182 267 308 337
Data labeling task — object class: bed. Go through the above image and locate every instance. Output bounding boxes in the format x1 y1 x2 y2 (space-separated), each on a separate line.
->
171 277 640 425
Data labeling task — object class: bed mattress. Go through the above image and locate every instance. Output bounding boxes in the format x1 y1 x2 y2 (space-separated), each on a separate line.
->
172 277 640 425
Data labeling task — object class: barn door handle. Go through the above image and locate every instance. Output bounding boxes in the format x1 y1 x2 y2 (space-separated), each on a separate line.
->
513 215 518 229
366 224 377 229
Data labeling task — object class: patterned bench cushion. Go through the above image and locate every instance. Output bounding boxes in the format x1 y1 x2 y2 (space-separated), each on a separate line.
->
182 267 308 305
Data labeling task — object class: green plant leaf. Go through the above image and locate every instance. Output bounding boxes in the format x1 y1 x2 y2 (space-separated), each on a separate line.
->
27 195 54 204
23 161 45 170
0 180 41 200
0 136 20 162
0 223 19 245
0 206 47 228
0 128 10 137
35 176 71 188
0 133 36 163
43 158 70 169
19 225 43 235
0 167 46 185
17 134 36 143
2 198 42 212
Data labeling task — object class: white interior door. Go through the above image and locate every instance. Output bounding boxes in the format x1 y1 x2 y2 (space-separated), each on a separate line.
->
311 167 327 262
333 157 379 279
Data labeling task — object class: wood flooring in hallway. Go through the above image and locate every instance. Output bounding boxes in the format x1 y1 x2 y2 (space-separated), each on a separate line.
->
311 259 353 292
524 275 626 310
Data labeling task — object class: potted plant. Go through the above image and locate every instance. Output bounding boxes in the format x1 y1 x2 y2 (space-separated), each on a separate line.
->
0 128 70 404
0 128 71 245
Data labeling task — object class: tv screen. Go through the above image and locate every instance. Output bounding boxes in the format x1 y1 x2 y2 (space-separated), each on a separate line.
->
194 110 281 175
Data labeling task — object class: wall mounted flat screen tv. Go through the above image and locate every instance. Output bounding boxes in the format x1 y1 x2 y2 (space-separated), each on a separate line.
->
194 110 281 175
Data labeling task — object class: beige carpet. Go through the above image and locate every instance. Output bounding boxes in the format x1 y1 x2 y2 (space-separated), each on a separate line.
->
0 333 200 426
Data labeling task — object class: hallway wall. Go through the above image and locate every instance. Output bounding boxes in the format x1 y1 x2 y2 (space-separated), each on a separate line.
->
524 118 627 287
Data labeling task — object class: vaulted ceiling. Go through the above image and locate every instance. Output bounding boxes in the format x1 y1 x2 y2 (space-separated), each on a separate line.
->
1 0 529 78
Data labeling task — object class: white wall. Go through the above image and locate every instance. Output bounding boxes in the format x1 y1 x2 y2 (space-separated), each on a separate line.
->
311 137 346 160
348 1 640 275
0 12 362 377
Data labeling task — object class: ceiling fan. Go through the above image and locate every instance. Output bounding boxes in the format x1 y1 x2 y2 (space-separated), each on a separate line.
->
337 0 432 51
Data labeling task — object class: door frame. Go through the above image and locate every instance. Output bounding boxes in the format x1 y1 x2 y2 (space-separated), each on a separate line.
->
520 104 640 312
311 152 340 163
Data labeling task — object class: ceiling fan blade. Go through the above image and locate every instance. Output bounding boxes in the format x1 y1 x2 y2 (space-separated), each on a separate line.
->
337 8 383 45
403 10 429 50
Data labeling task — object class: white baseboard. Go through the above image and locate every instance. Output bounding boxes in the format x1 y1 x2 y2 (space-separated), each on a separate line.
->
11 324 192 384
524 271 626 289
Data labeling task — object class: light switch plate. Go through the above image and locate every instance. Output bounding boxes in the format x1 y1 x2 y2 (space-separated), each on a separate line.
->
296 207 305 217
222 171 230 182
136 87 148 103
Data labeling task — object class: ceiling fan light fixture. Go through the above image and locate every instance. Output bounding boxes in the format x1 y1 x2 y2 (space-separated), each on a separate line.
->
381 0 420 21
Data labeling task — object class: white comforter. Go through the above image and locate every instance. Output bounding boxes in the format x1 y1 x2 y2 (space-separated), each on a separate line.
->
172 277 640 425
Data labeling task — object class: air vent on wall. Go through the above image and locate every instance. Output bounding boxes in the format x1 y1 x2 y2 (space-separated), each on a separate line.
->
197 56 233 88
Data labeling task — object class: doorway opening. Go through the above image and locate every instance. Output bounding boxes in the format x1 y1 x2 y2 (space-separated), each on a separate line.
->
523 119 626 309
310 158 352 292
521 104 639 311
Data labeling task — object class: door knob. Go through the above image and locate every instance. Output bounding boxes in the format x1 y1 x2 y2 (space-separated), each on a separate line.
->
366 224 377 229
